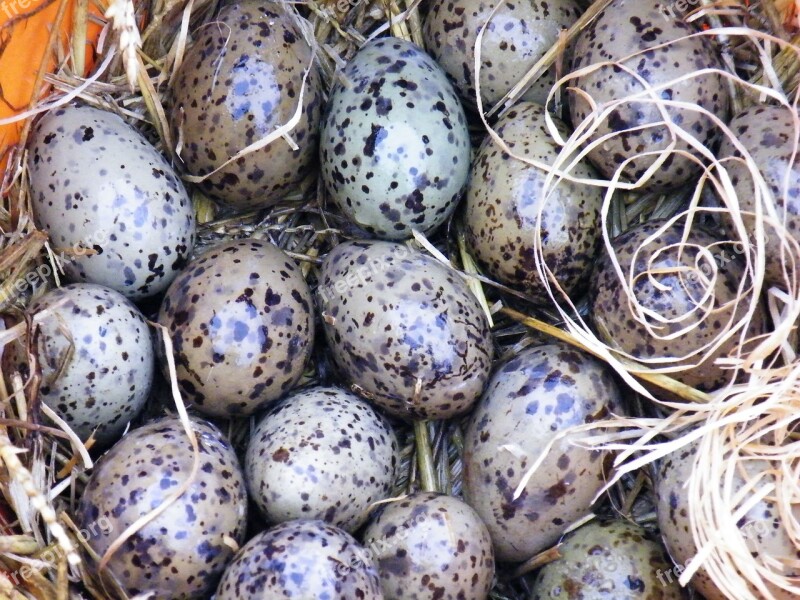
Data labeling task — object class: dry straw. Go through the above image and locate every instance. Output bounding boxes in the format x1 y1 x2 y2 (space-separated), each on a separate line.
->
0 0 798 599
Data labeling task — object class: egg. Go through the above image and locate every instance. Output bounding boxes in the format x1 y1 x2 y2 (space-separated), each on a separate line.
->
363 492 495 600
462 342 621 563
78 417 248 599
717 104 800 287
320 37 470 239
655 441 800 599
568 0 729 191
170 0 321 210
28 104 195 299
464 102 602 301
423 0 581 110
588 219 765 392
157 238 314 417
2 283 152 446
215 519 383 599
316 240 493 420
530 520 683 599
244 385 399 532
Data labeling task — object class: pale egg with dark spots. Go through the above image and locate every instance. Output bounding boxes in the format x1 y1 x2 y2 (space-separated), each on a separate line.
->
655 440 800 599
170 0 321 210
320 37 470 239
363 492 495 600
423 0 581 110
463 343 621 562
157 238 314 417
717 104 800 287
530 520 683 599
244 385 399 532
588 219 765 392
215 519 383 599
464 102 602 302
78 417 248 599
568 0 729 191
316 240 493 420
3 283 152 446
28 104 195 299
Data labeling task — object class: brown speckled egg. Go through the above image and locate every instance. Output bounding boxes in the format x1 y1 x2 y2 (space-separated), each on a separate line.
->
244 385 399 532
316 240 493 420
717 104 800 287
78 417 248 599
465 102 602 302
655 441 800 599
157 239 314 417
530 520 682 599
423 0 581 110
215 519 383 599
363 492 495 600
320 37 470 240
568 0 729 191
462 342 621 563
588 219 764 392
2 283 152 446
28 105 195 299
170 0 321 210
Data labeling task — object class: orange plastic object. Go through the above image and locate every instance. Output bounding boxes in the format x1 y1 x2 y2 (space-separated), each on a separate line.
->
0 0 103 174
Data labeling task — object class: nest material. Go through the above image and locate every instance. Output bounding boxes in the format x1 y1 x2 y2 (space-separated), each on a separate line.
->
0 0 798 599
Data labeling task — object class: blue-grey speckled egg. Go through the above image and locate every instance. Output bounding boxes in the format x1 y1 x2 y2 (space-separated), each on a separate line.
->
316 240 493 420
215 520 383 600
170 0 321 210
463 343 621 563
320 37 470 239
423 0 581 110
28 105 196 299
78 417 248 599
157 239 315 417
244 385 399 532
2 283 152 446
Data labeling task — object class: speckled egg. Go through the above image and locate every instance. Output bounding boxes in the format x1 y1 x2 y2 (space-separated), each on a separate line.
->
462 342 621 563
215 519 383 599
170 0 321 210
244 385 399 532
465 102 602 302
568 0 729 191
320 37 470 239
588 219 764 392
316 240 493 420
655 441 800 599
717 104 800 287
78 417 248 599
363 492 495 600
28 105 196 299
530 520 682 599
2 283 152 446
423 0 581 110
157 239 314 417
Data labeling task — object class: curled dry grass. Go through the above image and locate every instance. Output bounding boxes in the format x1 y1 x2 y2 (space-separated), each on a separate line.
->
0 0 798 598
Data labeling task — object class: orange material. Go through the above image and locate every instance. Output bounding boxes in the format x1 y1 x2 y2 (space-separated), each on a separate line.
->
0 0 103 175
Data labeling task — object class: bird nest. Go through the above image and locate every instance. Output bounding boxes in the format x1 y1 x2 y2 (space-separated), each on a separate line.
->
0 0 799 598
